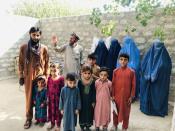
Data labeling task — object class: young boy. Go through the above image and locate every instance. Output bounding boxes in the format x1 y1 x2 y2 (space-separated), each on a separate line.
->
86 53 100 80
59 73 81 131
112 53 136 131
78 65 96 131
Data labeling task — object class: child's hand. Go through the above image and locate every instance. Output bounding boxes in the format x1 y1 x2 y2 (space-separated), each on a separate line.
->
40 103 44 108
128 97 132 106
61 110 64 115
33 101 36 106
111 97 115 101
92 103 95 108
75 109 79 115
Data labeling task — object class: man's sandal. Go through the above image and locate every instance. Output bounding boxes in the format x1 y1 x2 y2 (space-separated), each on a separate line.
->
24 120 32 129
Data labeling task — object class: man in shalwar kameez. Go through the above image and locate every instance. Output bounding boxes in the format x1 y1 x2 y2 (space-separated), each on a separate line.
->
18 27 49 129
51 33 83 77
112 53 136 131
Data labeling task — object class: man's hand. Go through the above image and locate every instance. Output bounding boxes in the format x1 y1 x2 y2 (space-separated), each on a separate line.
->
51 34 58 46
33 101 36 106
19 77 24 86
111 97 115 102
61 110 64 115
92 103 95 108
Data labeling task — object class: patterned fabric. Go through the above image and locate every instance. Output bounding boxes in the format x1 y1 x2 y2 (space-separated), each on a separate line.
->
47 76 64 126
32 87 47 122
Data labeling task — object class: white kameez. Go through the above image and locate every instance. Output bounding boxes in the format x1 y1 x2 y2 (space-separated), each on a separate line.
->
53 43 83 76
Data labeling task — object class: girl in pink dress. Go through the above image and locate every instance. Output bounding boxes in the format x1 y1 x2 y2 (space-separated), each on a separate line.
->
47 63 64 131
94 67 112 131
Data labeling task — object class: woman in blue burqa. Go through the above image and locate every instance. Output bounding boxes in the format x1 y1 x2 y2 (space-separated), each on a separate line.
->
116 36 140 99
140 39 172 117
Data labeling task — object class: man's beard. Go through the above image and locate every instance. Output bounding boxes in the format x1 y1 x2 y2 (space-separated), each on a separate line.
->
30 38 39 46
69 42 74 46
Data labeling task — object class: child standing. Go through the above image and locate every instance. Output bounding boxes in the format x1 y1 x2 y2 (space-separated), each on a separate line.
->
59 73 81 131
47 63 64 131
94 67 112 131
112 53 136 131
32 75 47 126
78 65 96 131
86 53 100 80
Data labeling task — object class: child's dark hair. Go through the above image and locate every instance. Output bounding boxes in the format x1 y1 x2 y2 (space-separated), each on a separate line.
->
66 73 76 81
29 27 42 35
119 53 129 60
88 53 97 60
99 67 110 74
50 62 60 69
36 75 46 82
81 65 92 73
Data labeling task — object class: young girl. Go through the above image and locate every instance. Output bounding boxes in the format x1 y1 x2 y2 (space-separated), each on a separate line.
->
78 65 96 131
59 73 81 131
94 67 112 131
32 75 47 126
47 62 64 131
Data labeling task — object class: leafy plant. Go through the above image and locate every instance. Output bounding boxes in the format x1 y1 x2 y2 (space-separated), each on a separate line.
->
101 21 116 36
11 0 91 18
89 0 120 35
113 0 134 7
89 8 102 27
135 0 160 26
163 0 175 15
153 27 166 41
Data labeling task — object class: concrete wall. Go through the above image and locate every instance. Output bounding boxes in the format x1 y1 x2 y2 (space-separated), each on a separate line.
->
0 10 174 102
40 11 175 102
0 34 28 80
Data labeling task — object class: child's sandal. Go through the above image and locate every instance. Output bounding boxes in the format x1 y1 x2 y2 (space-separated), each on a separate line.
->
47 124 54 130
34 120 39 125
55 127 60 131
